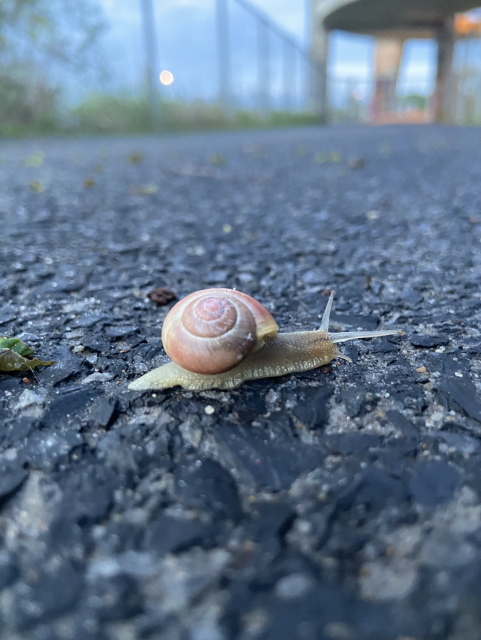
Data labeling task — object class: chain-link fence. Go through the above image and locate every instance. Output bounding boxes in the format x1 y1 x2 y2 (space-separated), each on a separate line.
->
0 0 323 134
130 0 321 121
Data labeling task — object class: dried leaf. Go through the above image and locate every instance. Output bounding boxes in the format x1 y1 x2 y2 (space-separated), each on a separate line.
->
84 177 95 188
314 151 341 164
209 153 226 167
0 337 54 372
128 152 144 164
24 151 44 167
131 183 158 195
0 350 53 372
29 180 45 193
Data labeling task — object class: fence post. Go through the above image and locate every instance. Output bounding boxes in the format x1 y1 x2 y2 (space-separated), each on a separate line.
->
309 7 329 122
216 0 231 109
257 18 270 114
140 0 160 129
282 39 294 111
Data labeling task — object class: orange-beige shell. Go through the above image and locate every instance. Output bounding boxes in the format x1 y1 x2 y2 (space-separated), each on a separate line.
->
161 288 279 375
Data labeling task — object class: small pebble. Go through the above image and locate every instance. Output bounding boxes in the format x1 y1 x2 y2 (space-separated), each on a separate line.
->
15 389 44 410
348 157 366 169
147 287 176 306
205 405 215 415
81 372 113 384
275 573 313 600
66 331 84 340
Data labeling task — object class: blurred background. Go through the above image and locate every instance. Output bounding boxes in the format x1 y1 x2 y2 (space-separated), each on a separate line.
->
1 0 481 136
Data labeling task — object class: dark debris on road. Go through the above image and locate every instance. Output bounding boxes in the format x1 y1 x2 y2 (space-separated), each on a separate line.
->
1 125 481 639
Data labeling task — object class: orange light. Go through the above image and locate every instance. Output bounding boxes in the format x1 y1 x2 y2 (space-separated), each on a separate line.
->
455 13 481 35
159 70 174 86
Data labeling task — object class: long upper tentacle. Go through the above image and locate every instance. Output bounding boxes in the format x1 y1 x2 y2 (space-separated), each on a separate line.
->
320 290 404 343
319 290 336 332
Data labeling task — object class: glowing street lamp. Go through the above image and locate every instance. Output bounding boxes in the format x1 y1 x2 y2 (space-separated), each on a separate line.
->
159 70 174 86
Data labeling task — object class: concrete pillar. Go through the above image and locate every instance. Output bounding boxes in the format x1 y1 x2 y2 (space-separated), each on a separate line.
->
433 18 456 124
371 37 404 121
309 10 329 121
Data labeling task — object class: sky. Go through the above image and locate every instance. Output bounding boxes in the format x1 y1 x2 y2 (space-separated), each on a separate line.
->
95 0 438 106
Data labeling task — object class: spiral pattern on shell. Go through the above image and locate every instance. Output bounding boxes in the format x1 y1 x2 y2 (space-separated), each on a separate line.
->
162 288 279 375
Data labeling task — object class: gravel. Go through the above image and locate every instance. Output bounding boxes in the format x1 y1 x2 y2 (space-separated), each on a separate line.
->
1 124 481 639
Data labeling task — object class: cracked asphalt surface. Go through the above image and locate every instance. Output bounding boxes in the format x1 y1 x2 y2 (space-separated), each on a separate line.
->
1 124 481 640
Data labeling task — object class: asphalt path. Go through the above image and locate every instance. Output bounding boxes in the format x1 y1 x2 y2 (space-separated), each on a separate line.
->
1 125 481 639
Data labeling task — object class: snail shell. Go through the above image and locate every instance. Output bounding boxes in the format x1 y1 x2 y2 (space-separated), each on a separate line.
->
161 288 279 375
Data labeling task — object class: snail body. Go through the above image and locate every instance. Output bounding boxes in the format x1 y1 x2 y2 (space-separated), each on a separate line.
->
129 288 403 391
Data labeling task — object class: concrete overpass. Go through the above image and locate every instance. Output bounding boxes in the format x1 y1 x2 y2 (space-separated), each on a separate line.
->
310 0 481 122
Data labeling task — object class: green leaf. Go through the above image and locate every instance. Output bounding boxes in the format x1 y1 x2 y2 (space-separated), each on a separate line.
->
0 337 33 357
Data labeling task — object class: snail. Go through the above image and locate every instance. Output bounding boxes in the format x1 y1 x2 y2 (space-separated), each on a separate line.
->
128 288 404 392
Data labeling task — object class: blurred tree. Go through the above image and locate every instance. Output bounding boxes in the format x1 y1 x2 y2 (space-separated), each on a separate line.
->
0 0 106 134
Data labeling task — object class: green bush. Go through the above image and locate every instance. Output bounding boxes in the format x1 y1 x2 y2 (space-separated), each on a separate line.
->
0 88 321 137
70 95 152 133
68 94 321 135
0 72 59 136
